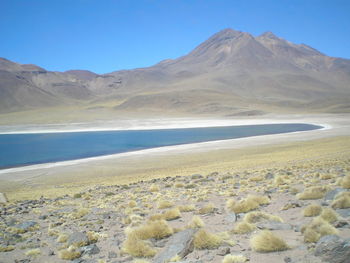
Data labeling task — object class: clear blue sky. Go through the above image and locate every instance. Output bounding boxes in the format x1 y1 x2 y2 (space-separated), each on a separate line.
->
1 0 349 74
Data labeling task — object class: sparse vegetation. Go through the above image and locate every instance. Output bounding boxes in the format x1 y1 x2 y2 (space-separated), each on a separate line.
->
250 230 289 252
193 229 222 249
303 204 322 217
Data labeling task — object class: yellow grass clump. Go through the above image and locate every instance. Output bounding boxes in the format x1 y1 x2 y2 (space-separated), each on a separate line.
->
149 184 160 192
302 217 338 243
222 254 248 263
303 204 322 217
178 204 195 212
122 234 156 258
320 208 338 223
226 198 259 214
58 245 82 260
158 200 174 209
57 233 69 243
163 208 181 220
244 211 283 224
198 203 215 214
25 248 41 256
130 220 173 240
128 200 137 208
297 186 330 200
0 246 15 252
341 175 350 189
250 230 289 252
188 216 205 228
331 193 350 209
232 221 256 234
193 229 222 249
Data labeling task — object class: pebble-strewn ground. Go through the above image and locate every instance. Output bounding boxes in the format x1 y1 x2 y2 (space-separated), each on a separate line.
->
1 157 350 263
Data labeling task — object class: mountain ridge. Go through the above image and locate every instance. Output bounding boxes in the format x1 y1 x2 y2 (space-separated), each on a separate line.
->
1 28 350 117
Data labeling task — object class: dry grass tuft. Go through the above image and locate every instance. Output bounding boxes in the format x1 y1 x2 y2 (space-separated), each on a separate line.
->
149 184 160 192
198 203 215 214
122 234 156 257
58 245 82 260
128 200 137 208
130 220 173 240
0 246 15 252
320 208 338 223
341 175 350 189
57 233 69 243
25 248 41 256
226 197 259 214
303 204 322 217
178 204 195 212
232 221 256 234
158 200 174 209
297 186 329 200
244 211 283 224
250 230 289 252
302 217 338 243
188 216 205 228
331 193 350 209
163 208 181 220
222 254 248 263
193 229 222 249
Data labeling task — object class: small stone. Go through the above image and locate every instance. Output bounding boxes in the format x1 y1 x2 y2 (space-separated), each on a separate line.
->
15 221 38 232
81 244 100 255
108 251 118 258
284 256 292 263
336 208 350 218
0 193 8 203
257 222 292 230
216 247 230 256
334 220 349 228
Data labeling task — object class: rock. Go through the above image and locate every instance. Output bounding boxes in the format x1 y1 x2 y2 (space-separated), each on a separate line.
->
68 232 89 247
81 244 100 255
15 221 38 232
225 212 237 223
314 235 350 263
265 172 274 179
153 228 197 263
0 193 8 203
334 220 349 228
39 215 48 220
284 256 292 263
216 247 230 256
108 251 118 258
325 188 347 201
257 222 292 230
336 208 350 218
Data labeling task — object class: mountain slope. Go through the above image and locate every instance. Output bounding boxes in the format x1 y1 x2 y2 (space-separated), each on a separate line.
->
1 28 349 116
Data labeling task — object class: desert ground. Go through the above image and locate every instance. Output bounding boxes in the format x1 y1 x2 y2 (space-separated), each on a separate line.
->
0 114 349 263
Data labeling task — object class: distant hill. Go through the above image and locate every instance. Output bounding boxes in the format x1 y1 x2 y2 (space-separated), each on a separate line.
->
1 28 350 116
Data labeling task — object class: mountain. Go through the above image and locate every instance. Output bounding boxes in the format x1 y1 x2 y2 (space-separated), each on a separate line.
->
1 28 350 117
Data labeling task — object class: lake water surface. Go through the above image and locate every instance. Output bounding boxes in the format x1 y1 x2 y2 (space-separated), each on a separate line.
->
0 123 322 169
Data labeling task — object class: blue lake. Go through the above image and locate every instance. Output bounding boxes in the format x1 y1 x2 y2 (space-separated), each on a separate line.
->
0 123 322 169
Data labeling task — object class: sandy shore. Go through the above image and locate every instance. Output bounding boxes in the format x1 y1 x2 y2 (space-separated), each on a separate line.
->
0 113 349 200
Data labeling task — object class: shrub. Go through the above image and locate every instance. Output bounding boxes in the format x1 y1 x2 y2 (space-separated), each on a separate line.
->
232 221 256 234
57 233 69 243
178 204 195 212
163 208 181 220
149 184 160 192
250 230 289 252
301 217 338 243
244 211 283 224
226 198 259 214
341 175 350 189
25 248 41 256
122 234 156 257
297 186 329 200
58 245 82 260
193 229 222 249
158 200 174 209
303 204 322 217
131 220 173 240
188 216 205 228
320 208 338 223
331 194 350 209
198 203 215 214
